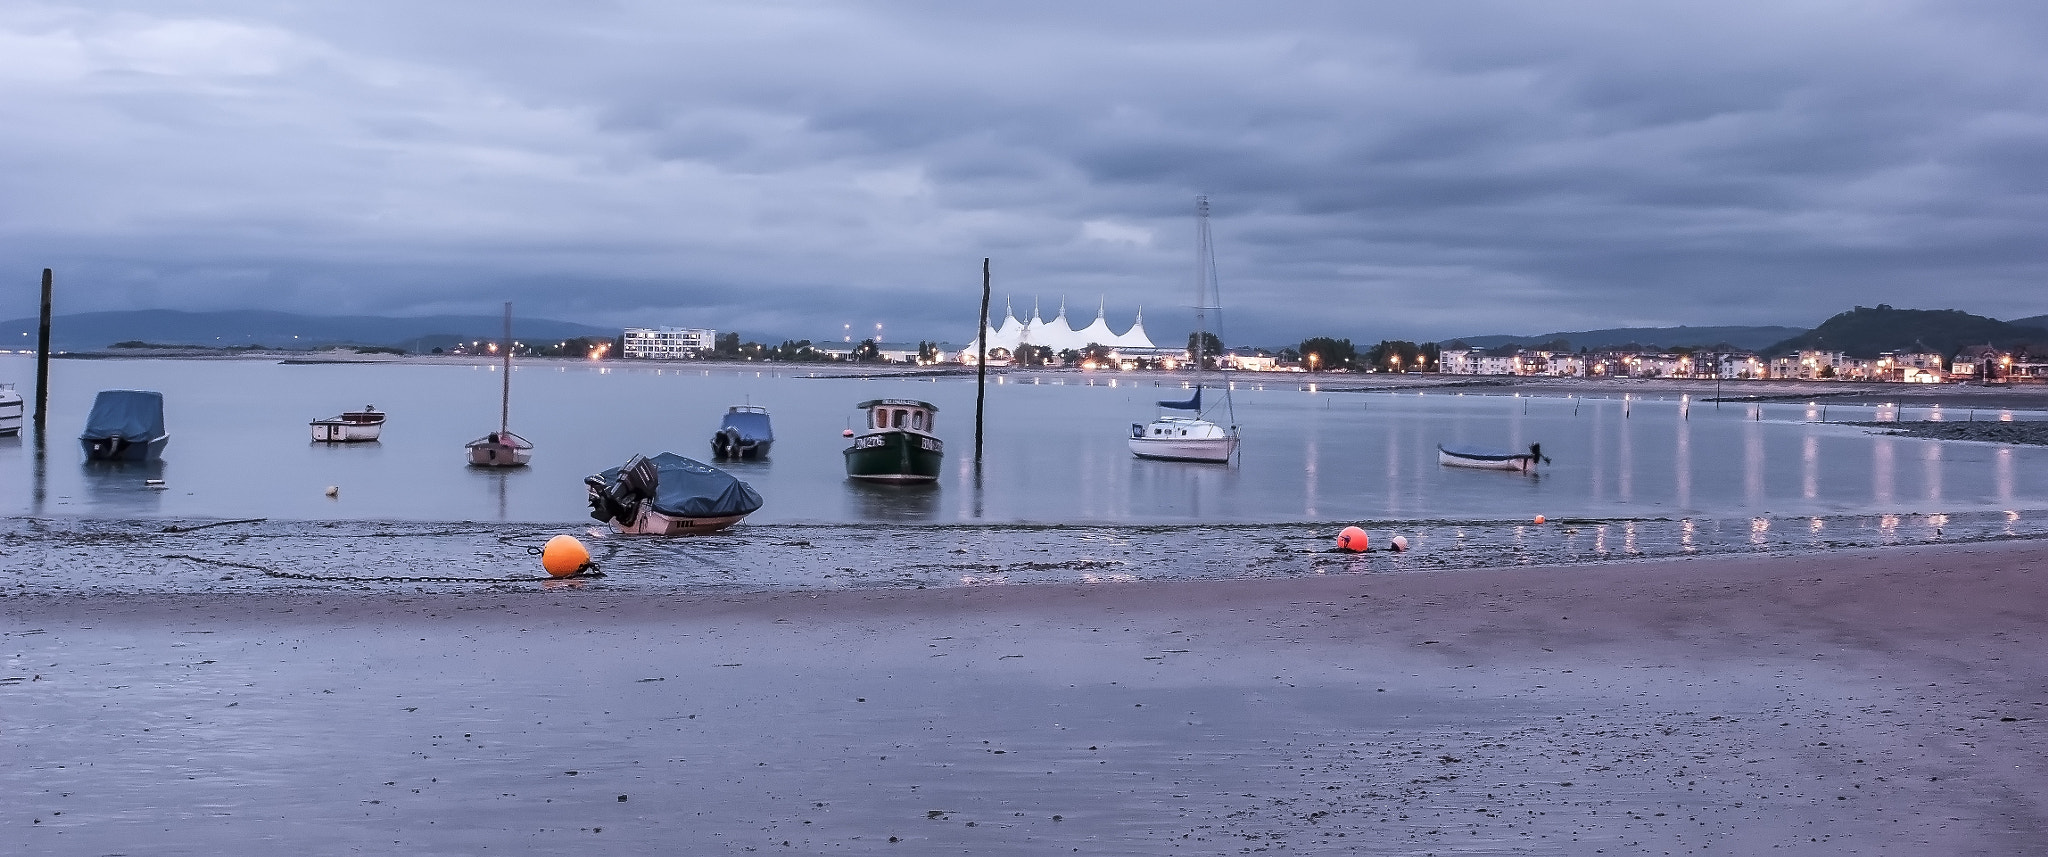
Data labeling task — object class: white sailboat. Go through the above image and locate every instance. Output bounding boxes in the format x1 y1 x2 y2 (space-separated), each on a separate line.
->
1129 196 1239 464
466 302 533 467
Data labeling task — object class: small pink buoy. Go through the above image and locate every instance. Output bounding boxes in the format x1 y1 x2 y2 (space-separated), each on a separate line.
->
842 429 854 437
1336 526 1369 552
1389 535 1409 552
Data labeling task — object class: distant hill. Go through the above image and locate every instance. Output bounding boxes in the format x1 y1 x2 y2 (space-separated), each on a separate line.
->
1440 325 1804 352
0 309 618 352
1762 306 2048 358
2009 314 2048 330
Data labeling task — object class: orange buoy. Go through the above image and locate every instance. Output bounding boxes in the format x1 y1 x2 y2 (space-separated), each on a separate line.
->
1336 526 1369 552
1390 535 1409 552
1533 515 1547 525
541 535 592 577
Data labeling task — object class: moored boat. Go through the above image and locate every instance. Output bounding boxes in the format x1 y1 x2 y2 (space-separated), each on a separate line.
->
0 383 21 436
80 390 169 461
310 405 385 442
1438 443 1549 472
1129 196 1239 464
710 405 773 460
1130 387 1238 463
844 398 943 483
586 452 763 535
466 302 532 467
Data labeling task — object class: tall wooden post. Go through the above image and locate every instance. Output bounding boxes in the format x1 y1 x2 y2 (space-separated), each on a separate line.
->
33 268 53 438
974 258 991 466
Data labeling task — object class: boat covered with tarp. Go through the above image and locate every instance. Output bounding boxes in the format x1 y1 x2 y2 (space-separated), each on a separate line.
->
81 389 169 461
1437 443 1549 472
586 452 764 534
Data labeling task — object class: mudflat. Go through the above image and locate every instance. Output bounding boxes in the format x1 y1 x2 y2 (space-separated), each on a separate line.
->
6 540 2046 855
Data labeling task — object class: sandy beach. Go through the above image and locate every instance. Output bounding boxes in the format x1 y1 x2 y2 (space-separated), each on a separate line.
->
7 539 2047 855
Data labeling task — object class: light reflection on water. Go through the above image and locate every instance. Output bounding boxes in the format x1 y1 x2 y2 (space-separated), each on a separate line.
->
2 353 2046 526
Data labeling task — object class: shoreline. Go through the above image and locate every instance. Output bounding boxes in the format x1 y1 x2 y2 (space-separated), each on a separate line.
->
7 540 2046 853
7 510 2048 596
33 349 2048 411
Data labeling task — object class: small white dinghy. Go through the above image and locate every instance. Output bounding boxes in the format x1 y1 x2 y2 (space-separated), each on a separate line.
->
1438 443 1549 472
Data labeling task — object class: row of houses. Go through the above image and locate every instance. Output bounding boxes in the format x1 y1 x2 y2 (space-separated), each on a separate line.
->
620 324 2045 381
1439 345 2044 382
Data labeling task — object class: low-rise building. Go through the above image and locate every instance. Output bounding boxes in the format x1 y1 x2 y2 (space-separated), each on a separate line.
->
622 326 715 360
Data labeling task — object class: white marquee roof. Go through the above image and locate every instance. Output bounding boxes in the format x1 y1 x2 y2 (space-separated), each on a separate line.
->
964 296 1153 356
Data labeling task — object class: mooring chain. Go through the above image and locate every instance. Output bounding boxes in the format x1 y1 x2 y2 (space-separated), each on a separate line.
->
162 552 603 584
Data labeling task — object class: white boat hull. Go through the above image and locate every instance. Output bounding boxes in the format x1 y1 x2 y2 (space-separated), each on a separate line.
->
1437 449 1535 471
609 505 751 535
1130 417 1238 463
310 421 383 442
0 389 20 436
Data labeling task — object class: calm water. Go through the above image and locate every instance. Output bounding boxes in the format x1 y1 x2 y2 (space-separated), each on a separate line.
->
2 353 2045 525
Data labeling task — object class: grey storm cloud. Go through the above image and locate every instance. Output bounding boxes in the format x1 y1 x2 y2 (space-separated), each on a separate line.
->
3 0 2046 346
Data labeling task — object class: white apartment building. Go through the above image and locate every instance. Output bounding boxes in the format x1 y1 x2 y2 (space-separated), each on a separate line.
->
623 326 716 360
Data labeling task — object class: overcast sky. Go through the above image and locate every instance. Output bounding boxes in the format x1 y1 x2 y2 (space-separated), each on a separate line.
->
5 1 2047 346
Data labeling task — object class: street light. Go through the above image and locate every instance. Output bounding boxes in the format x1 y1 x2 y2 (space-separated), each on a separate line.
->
1308 353 1319 373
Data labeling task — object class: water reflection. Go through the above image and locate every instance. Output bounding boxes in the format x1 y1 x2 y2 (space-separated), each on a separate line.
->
1802 435 1819 499
79 459 168 514
846 482 939 522
1923 441 1944 502
1996 447 2014 504
1872 437 1895 505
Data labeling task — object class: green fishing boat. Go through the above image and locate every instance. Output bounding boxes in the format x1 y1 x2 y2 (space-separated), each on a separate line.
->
843 399 943 483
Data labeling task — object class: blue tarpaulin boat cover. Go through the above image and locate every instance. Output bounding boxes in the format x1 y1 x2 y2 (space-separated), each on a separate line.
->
719 409 774 442
588 452 762 521
81 390 166 440
1158 386 1202 410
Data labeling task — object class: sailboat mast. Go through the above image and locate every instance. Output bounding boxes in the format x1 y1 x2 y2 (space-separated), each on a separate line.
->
499 301 512 435
1193 196 1210 369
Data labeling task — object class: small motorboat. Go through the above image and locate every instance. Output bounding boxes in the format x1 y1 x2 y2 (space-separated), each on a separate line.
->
310 405 385 442
0 383 21 436
710 405 773 459
1438 443 1550 472
586 452 764 535
844 399 943 483
80 390 170 461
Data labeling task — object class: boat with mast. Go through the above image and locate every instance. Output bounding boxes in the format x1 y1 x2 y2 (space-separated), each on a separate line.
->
465 302 533 467
1129 196 1239 464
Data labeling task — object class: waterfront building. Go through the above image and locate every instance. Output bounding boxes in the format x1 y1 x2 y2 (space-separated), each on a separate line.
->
623 326 716 360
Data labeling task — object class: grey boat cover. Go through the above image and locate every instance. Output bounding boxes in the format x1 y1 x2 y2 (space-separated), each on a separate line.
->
81 390 166 440
586 452 763 522
719 408 773 442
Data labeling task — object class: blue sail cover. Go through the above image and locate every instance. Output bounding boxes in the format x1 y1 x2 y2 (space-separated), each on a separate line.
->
719 409 774 442
590 452 762 520
81 390 166 440
1158 386 1202 410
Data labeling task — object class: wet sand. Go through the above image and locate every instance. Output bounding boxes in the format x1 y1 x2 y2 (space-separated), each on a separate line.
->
6 540 2048 855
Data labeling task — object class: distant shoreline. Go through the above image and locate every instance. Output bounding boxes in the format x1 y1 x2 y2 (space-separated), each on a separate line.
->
28 347 2048 410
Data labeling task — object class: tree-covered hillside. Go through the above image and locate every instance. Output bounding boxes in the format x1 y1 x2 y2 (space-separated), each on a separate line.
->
1763 305 2048 358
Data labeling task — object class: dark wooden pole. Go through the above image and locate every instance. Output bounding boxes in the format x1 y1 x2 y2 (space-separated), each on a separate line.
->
33 268 53 437
983 257 999 465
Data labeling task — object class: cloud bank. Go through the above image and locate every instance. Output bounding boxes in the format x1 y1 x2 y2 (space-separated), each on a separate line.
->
4 1 2046 345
